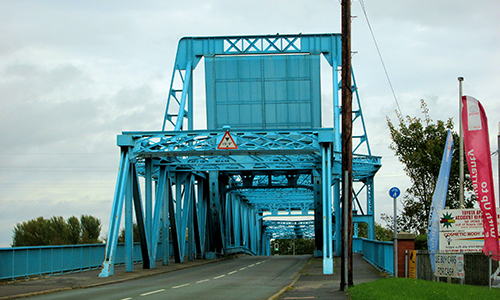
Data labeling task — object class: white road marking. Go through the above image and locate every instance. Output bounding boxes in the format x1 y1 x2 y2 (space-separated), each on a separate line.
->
255 262 261 265
120 298 133 300
172 283 191 289
196 279 210 283
140 289 165 296
213 274 226 279
228 270 237 275
248 264 255 267
239 267 247 270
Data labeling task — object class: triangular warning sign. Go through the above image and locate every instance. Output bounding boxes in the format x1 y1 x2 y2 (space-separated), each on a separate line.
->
217 131 238 150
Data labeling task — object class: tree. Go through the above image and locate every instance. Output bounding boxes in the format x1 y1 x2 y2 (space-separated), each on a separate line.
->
12 215 102 246
12 217 52 246
386 100 474 234
356 222 392 241
118 223 140 243
49 216 70 245
80 215 102 244
271 238 315 255
67 216 81 244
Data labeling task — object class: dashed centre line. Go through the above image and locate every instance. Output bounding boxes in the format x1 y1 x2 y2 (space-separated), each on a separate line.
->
140 289 165 296
172 283 191 289
196 279 210 283
127 259 268 299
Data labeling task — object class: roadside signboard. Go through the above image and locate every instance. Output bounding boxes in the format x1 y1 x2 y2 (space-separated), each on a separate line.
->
438 208 500 253
434 253 465 278
408 250 417 279
439 230 484 252
439 208 500 232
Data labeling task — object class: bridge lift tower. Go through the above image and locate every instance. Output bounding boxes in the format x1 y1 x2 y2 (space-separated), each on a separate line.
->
99 33 381 277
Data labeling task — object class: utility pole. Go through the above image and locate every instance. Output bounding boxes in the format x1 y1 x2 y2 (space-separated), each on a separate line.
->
341 0 353 291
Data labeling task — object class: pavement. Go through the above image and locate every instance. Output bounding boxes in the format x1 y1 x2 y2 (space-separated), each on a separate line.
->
274 253 389 300
0 253 386 300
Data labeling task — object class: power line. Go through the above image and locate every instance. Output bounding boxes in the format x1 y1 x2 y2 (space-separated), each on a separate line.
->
358 0 402 117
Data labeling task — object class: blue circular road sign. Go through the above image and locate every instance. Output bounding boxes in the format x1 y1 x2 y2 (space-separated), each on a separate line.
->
389 187 401 198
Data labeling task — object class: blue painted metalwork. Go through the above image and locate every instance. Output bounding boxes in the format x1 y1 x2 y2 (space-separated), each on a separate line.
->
162 34 341 131
354 237 394 275
263 220 315 239
0 244 141 280
100 33 381 277
205 54 321 130
0 242 191 280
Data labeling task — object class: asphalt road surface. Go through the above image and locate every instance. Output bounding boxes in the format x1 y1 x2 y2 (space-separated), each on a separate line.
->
28 255 310 300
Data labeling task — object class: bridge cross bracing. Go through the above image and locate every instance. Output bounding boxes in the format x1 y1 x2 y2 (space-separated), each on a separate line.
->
99 34 381 277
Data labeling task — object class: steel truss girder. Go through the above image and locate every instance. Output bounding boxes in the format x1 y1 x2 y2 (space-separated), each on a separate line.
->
162 34 342 131
235 188 314 216
225 192 260 255
263 220 315 239
128 129 324 156
99 149 209 277
102 33 383 277
118 129 381 177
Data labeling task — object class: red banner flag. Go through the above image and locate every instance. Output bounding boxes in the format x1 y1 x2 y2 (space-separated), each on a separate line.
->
462 95 500 260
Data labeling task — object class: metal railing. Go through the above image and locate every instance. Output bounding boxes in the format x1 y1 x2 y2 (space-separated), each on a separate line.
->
0 243 145 280
407 250 499 286
353 237 394 275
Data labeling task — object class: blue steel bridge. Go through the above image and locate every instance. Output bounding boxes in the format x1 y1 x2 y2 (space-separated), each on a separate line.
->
98 33 381 277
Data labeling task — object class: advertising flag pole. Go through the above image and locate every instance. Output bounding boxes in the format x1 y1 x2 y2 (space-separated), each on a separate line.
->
458 77 464 208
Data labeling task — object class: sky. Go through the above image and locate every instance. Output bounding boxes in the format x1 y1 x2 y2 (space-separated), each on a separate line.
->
1 0 499 247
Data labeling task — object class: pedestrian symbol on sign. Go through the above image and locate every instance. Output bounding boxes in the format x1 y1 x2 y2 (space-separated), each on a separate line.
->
389 187 400 199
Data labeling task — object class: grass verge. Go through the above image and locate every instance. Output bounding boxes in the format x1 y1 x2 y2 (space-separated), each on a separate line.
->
347 277 500 300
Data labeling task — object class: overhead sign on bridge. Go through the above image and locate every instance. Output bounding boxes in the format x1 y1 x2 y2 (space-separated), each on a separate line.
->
217 131 238 150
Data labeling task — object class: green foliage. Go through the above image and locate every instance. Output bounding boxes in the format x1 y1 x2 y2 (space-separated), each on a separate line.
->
80 215 102 244
271 238 315 255
414 234 428 250
375 223 393 241
386 100 474 234
12 217 52 247
118 223 140 243
50 216 70 245
356 222 392 241
12 215 102 246
347 277 500 300
67 216 81 245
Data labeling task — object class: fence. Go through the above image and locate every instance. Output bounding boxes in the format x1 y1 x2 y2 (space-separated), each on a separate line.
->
0 243 146 280
353 237 394 275
407 250 499 286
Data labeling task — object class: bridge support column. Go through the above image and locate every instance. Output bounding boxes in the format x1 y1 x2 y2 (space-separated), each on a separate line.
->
313 170 323 257
208 171 224 255
125 164 133 272
162 176 170 265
